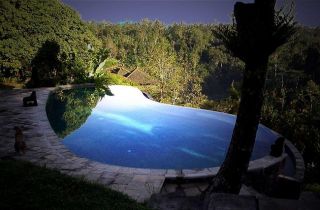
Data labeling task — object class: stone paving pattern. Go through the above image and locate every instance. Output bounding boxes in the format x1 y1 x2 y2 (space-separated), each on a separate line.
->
0 88 165 202
149 184 320 210
0 87 309 207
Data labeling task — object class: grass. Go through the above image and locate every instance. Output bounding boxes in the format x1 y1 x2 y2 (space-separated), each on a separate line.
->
106 73 136 86
0 77 24 89
103 58 119 69
94 72 137 89
0 159 152 210
96 58 119 74
305 183 320 193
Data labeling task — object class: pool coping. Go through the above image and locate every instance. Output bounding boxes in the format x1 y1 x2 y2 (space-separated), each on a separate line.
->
0 84 302 202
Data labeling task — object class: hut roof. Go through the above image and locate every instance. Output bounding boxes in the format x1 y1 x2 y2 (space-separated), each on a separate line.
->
126 68 157 85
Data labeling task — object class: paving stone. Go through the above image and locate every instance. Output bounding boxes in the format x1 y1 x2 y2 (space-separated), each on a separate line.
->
44 154 58 160
184 187 201 197
207 193 257 210
27 146 41 151
113 174 134 185
117 167 137 174
147 177 165 188
125 189 142 200
126 181 147 191
259 197 299 210
85 172 102 182
147 175 165 181
196 183 209 192
98 177 115 186
132 175 149 182
45 163 61 169
163 184 178 193
166 169 179 177
146 182 163 194
101 171 118 179
150 169 166 176
1 88 170 203
109 184 127 193
148 192 203 210
126 188 152 202
106 166 120 173
180 183 197 189
240 185 254 196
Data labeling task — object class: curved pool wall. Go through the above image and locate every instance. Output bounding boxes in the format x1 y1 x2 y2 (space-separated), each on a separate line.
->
48 85 281 169
0 85 304 202
44 84 304 198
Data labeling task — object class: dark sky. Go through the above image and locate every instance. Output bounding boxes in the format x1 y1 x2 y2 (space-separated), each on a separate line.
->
61 0 320 26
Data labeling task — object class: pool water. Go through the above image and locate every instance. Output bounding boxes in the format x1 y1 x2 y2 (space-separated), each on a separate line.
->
46 85 279 169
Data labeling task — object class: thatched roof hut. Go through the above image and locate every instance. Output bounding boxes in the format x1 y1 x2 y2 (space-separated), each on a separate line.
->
105 66 157 85
126 68 157 85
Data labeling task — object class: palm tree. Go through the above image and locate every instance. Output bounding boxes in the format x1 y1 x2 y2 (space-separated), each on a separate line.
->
205 0 295 195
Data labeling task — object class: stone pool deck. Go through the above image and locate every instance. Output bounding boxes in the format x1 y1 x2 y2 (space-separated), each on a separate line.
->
0 86 311 208
0 87 166 202
1 86 240 203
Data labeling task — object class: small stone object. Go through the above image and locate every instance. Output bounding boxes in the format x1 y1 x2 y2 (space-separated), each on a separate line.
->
14 126 26 155
23 91 38 107
270 136 285 157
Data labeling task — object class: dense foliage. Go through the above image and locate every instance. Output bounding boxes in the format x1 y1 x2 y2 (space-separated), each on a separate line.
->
46 87 107 138
88 21 242 104
202 27 320 183
0 0 101 84
89 22 320 184
1 0 320 185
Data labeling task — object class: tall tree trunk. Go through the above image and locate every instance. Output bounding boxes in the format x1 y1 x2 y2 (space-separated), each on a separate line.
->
204 0 295 204
206 57 268 194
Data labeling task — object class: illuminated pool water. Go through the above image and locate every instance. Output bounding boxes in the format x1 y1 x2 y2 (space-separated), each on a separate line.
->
46 85 280 169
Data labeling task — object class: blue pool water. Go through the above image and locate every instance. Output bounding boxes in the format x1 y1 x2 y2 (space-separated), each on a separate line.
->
47 85 280 169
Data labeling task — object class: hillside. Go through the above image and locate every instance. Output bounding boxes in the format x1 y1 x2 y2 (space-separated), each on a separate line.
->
0 0 101 80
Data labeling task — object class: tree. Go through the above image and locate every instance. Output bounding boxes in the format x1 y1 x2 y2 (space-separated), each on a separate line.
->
46 88 102 138
305 46 320 84
0 0 101 80
145 36 183 102
205 0 295 197
30 40 62 87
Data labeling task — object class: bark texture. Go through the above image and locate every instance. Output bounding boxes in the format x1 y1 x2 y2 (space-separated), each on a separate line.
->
205 0 295 198
206 59 268 194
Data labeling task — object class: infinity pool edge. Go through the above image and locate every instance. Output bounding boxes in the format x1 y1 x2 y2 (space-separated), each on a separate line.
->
47 84 294 179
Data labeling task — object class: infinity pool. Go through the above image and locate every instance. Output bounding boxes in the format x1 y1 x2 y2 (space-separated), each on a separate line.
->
46 85 279 169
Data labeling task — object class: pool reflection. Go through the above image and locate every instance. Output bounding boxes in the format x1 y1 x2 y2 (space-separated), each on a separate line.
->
47 85 279 169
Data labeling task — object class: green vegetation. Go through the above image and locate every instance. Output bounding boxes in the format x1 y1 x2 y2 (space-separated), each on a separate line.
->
89 21 217 104
202 28 320 184
94 71 136 86
46 74 134 138
91 22 320 186
46 87 105 138
0 160 151 210
305 183 320 192
95 57 119 74
206 0 295 194
0 0 101 84
0 77 24 89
